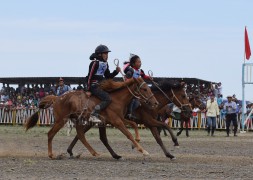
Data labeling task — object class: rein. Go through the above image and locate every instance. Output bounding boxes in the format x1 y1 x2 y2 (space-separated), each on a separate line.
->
170 88 191 110
148 70 190 111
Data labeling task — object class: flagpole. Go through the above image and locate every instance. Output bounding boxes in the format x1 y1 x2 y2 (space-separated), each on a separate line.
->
241 26 246 132
244 26 246 64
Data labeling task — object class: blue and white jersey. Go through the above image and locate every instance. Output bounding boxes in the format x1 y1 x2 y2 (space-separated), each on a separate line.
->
132 68 141 78
95 61 108 76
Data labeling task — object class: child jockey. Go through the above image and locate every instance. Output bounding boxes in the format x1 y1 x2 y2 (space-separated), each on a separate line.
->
123 54 150 119
86 44 121 123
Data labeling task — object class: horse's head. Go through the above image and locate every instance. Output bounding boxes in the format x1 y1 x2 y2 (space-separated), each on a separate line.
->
189 96 205 110
133 77 159 108
155 80 192 118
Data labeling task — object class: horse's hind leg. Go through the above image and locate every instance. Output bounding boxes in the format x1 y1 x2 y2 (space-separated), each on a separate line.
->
75 123 99 156
48 119 65 159
99 126 122 159
112 118 148 155
123 119 140 142
67 123 93 157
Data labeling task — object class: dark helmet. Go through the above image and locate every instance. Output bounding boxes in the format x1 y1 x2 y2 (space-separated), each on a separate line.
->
95 44 111 54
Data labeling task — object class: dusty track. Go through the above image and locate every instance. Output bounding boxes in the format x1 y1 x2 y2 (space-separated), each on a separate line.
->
0 126 253 179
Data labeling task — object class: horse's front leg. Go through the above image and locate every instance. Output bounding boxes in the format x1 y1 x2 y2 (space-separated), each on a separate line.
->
185 119 190 137
144 118 179 146
176 120 184 136
149 126 175 159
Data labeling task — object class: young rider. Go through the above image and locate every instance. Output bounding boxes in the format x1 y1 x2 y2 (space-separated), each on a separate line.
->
86 45 121 123
123 54 150 119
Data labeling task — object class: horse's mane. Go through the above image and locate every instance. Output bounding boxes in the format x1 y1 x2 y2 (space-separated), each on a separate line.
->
151 80 182 91
99 78 136 92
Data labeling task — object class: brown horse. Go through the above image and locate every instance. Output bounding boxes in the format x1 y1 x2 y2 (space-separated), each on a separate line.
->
67 80 192 159
158 96 205 137
25 77 158 159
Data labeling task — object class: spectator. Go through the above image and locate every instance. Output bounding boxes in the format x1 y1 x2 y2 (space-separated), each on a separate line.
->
224 95 238 137
56 78 72 96
206 94 220 136
219 102 226 120
50 83 56 94
213 84 219 98
39 88 45 98
217 82 222 95
192 106 200 128
217 94 223 106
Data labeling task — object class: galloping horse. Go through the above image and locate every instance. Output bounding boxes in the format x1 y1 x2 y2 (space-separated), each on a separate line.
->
158 96 205 137
25 77 158 159
67 80 192 159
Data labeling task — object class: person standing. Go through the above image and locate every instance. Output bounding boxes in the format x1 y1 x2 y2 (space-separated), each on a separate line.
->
206 94 220 136
224 95 238 137
56 78 72 96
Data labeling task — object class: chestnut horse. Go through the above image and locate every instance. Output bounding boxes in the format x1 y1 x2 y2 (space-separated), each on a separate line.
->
67 80 192 159
158 96 205 137
25 77 158 159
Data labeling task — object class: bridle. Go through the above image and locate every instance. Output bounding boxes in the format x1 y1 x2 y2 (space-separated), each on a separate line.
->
170 88 191 111
127 80 155 104
113 59 155 105
145 70 191 112
190 97 205 109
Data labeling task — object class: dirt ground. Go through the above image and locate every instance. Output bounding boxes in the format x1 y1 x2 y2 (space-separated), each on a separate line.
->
0 125 253 180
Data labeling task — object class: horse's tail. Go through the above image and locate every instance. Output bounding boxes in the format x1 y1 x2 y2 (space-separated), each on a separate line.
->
25 111 40 131
25 95 58 131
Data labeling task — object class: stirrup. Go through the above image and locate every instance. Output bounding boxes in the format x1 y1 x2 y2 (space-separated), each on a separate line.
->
127 114 138 120
89 115 102 123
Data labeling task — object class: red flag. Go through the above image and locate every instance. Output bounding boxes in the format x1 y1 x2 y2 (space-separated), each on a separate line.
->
245 27 251 60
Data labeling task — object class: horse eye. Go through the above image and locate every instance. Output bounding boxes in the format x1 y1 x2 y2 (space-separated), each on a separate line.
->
142 88 147 92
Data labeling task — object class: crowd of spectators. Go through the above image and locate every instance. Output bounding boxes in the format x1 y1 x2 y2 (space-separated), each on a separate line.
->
0 80 252 117
0 83 83 110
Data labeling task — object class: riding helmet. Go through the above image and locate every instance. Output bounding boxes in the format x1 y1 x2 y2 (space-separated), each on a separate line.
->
95 44 111 54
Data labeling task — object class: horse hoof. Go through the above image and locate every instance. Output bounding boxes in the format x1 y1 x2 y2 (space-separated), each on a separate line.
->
171 157 177 161
93 153 100 157
113 155 122 160
69 155 74 159
142 150 150 156
49 154 55 159
56 155 63 160
131 144 135 150
75 153 81 159
67 149 73 157
175 145 180 149
56 153 66 160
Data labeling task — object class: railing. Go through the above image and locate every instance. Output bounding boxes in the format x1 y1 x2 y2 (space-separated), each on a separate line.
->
0 108 252 131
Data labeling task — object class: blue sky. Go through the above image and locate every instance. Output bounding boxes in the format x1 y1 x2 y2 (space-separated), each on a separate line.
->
1 0 253 100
